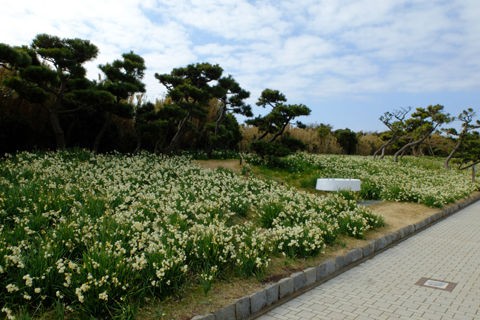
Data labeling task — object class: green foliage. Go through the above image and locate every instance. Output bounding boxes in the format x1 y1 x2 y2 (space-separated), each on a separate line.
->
99 51 146 102
252 152 477 207
0 34 103 150
154 63 249 153
0 43 32 68
444 108 480 170
246 89 310 160
334 128 358 154
32 34 98 74
247 89 310 144
2 36 254 155
0 151 382 318
208 113 243 151
250 140 291 159
359 179 382 199
394 105 453 161
1 37 247 155
216 75 252 117
455 131 480 170
91 51 146 152
5 76 49 103
258 202 283 228
279 135 306 152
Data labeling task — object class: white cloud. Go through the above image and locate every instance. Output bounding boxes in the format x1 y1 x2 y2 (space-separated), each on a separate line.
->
150 0 291 41
276 35 335 67
1 0 479 120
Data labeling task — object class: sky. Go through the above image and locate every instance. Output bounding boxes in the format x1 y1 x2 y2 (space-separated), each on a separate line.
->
1 0 480 132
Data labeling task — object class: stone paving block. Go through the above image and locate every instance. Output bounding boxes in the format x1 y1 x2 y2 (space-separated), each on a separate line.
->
304 267 317 286
235 296 251 320
292 271 306 291
265 282 279 305
433 209 445 219
425 214 437 225
214 304 236 320
443 206 454 215
399 225 414 238
424 215 434 225
374 236 388 251
390 230 401 243
414 219 427 231
316 259 336 280
257 316 280 320
431 211 443 221
345 248 363 264
296 310 316 318
335 254 346 269
250 290 267 314
361 241 375 257
278 277 294 299
191 314 215 320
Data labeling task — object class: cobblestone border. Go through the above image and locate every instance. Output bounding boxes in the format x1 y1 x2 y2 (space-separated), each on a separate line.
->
191 194 480 320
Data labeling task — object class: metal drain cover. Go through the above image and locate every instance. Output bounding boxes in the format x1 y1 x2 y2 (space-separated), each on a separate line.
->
415 277 457 292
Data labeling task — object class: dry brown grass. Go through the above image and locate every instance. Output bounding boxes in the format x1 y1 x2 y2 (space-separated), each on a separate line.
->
238 126 343 154
193 159 243 173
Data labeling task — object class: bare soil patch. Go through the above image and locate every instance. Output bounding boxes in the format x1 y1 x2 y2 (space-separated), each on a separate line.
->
194 159 243 173
368 201 438 234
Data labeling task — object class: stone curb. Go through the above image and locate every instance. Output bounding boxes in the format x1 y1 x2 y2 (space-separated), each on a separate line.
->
192 194 480 320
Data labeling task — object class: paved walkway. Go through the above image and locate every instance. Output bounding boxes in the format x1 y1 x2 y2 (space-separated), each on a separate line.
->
258 201 480 320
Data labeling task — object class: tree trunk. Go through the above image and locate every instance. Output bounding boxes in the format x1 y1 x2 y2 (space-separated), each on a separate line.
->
268 119 291 143
379 145 386 159
374 135 399 159
214 105 226 136
166 113 189 152
427 141 434 156
154 139 162 154
445 129 469 169
373 143 385 158
93 112 112 153
393 131 432 162
134 134 142 153
48 108 66 150
65 119 78 145
374 139 392 159
444 139 462 169
256 130 269 141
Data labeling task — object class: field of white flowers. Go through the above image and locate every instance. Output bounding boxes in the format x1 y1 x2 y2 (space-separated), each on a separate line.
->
0 151 383 319
269 153 478 207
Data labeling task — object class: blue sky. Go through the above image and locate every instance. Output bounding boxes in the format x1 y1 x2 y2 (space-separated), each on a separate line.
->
2 0 480 131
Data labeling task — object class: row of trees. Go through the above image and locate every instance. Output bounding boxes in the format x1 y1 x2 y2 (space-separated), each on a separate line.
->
1 34 146 153
0 34 310 155
239 103 480 173
373 105 480 169
1 34 479 170
241 123 455 157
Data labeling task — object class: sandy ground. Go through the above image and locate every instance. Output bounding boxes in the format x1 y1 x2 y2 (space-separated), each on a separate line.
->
368 201 438 233
194 159 243 172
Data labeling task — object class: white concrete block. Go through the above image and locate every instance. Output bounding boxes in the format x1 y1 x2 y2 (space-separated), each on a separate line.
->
315 178 361 191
